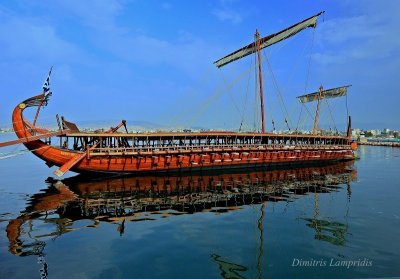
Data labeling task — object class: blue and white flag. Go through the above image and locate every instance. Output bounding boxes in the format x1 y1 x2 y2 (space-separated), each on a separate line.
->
42 66 53 93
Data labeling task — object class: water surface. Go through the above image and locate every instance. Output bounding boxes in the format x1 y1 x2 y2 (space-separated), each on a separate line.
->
0 135 399 278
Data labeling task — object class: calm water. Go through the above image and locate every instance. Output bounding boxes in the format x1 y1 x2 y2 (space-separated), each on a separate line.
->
0 134 399 279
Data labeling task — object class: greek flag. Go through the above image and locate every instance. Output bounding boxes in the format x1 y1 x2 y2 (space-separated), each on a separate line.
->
42 66 53 93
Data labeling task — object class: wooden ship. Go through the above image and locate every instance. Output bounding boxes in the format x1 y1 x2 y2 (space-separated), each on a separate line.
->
0 12 356 177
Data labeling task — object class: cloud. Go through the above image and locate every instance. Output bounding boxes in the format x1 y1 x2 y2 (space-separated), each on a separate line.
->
313 1 400 65
37 1 219 77
0 14 82 63
91 32 216 79
213 9 242 24
320 16 379 44
55 0 124 31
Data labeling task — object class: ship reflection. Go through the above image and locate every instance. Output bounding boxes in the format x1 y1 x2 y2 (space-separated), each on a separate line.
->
211 254 248 279
301 179 353 246
302 218 348 246
6 161 357 261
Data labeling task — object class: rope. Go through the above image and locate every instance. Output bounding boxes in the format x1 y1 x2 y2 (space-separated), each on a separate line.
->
263 51 292 130
219 68 241 115
268 21 316 97
0 145 50 159
304 28 316 95
265 86 274 132
324 99 338 133
295 104 303 131
239 53 255 131
185 66 255 129
165 66 214 128
298 103 313 131
4 125 56 135
296 27 316 132
303 103 314 121
3 116 57 134
346 93 349 130
295 29 317 132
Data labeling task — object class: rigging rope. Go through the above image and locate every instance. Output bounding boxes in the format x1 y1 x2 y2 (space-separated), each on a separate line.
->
298 103 314 132
295 27 316 132
185 66 255 129
165 66 214 128
268 21 316 98
295 105 303 131
263 65 275 133
304 28 316 95
4 115 58 134
239 53 255 131
346 93 349 130
262 50 293 130
218 68 242 116
0 145 50 159
324 99 338 133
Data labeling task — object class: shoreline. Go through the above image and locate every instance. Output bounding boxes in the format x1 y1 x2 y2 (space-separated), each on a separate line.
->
358 141 400 147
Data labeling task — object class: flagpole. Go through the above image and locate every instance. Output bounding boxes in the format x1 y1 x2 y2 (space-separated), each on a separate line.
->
33 67 52 127
32 94 45 127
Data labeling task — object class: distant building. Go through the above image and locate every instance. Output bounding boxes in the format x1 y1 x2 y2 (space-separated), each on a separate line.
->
352 128 361 137
369 130 381 136
375 129 382 136
383 128 391 134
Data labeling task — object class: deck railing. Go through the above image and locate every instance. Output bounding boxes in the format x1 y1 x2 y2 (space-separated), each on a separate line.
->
88 143 351 156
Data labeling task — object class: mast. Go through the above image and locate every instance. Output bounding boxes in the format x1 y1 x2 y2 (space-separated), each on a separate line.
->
297 85 351 135
257 201 265 278
255 30 266 133
312 85 323 135
346 115 352 140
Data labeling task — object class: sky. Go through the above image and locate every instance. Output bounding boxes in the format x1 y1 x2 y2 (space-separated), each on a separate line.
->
0 0 399 131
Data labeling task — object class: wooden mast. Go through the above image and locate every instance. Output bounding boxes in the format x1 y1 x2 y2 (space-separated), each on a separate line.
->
255 29 266 133
312 85 323 135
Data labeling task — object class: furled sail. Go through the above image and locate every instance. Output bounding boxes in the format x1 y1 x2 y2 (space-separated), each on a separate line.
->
297 85 351 103
214 11 324 68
